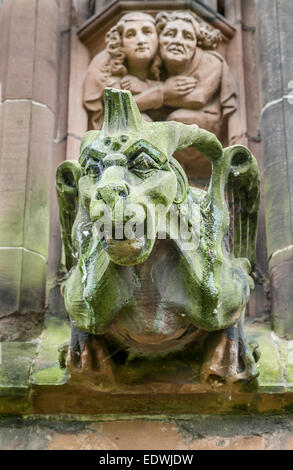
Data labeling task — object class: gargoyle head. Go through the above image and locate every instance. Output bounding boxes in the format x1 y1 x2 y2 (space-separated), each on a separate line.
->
78 88 188 265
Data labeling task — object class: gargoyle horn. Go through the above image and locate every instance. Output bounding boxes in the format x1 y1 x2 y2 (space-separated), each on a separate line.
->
102 87 143 135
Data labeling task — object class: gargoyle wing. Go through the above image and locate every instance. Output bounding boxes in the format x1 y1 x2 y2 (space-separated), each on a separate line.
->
56 160 81 271
226 146 260 269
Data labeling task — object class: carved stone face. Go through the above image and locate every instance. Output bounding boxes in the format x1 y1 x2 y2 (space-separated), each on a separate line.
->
159 19 197 66
122 20 158 63
79 136 177 266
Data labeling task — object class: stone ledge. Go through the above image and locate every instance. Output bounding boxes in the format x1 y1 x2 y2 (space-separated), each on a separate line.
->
1 318 293 415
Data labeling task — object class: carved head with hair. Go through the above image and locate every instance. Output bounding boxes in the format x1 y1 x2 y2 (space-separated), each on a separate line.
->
156 11 221 70
156 11 222 49
105 12 161 80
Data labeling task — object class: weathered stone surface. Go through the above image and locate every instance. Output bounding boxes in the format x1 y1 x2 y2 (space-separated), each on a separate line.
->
0 250 22 316
1 0 37 102
31 316 70 386
0 0 70 327
246 323 285 391
0 101 32 248
0 248 46 317
257 0 293 107
1 0 59 112
66 134 82 161
1 414 293 450
57 88 260 387
0 319 282 415
257 0 293 335
0 342 36 395
270 256 293 339
240 0 268 321
66 28 90 151
260 99 293 328
0 101 53 317
261 101 293 260
0 311 43 342
32 0 59 112
47 140 67 278
22 104 54 257
258 0 293 335
257 0 284 106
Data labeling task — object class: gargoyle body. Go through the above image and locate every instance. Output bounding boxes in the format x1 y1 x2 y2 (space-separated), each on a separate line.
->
56 88 260 385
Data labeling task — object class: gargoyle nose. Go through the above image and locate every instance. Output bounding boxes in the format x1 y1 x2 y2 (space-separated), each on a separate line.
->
97 184 129 209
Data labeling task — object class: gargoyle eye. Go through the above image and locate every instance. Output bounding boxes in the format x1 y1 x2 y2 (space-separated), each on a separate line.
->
128 152 160 178
82 157 103 178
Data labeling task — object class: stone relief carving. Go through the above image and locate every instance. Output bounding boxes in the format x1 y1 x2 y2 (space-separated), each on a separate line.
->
56 88 260 386
83 11 237 138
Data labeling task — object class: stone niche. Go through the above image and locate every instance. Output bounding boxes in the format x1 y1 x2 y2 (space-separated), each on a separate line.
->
68 2 247 188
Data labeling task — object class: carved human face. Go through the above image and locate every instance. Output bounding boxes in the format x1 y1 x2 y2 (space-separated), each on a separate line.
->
159 19 197 66
122 20 158 63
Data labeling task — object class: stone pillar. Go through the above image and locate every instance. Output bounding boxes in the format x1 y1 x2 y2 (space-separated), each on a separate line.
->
202 0 218 11
0 0 72 339
257 0 293 337
225 0 268 319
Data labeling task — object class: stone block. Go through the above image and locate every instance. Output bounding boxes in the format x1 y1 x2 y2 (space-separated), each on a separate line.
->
19 249 47 314
0 101 54 257
31 316 70 386
22 103 54 258
0 100 52 317
0 249 22 317
0 101 31 247
0 342 36 395
0 248 46 317
276 337 293 390
270 257 293 339
246 324 286 391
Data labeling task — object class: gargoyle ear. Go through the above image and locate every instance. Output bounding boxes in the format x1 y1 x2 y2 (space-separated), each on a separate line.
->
56 160 82 196
169 157 188 204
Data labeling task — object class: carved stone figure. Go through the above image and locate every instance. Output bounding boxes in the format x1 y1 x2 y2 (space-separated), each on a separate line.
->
83 11 237 138
83 12 162 129
56 88 260 385
156 11 237 136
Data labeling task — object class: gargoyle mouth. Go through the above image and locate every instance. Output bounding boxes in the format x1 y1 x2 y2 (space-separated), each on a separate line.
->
99 218 155 265
103 237 144 257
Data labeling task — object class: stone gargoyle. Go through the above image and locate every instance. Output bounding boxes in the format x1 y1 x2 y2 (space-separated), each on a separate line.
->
56 87 260 386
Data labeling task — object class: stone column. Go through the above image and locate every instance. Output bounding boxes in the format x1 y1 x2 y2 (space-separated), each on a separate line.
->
0 0 72 340
257 0 293 337
202 0 218 11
